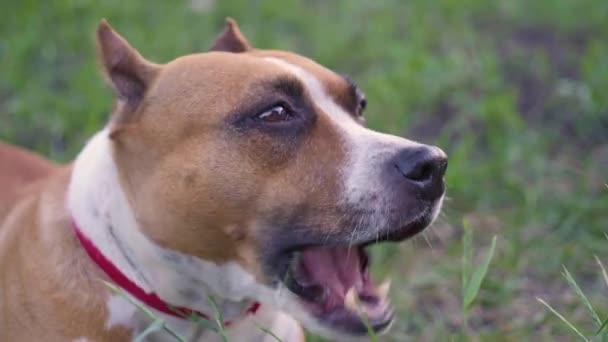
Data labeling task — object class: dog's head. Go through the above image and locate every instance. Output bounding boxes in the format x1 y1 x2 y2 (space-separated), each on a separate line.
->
97 19 446 339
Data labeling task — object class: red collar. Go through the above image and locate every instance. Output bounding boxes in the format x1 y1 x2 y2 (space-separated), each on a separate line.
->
72 221 260 325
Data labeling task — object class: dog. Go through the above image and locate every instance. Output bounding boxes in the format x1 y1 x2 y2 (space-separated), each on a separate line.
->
0 18 447 341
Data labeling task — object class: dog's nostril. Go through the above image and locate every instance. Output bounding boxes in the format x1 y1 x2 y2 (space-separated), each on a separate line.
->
394 146 448 185
398 161 434 182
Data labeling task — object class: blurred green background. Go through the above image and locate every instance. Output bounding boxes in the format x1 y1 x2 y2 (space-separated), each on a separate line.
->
1 0 607 340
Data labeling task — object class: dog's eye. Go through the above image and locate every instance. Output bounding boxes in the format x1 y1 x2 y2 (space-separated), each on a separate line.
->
257 105 293 123
358 98 367 115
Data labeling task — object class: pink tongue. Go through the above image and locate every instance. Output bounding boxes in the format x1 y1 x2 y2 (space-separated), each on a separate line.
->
300 247 362 301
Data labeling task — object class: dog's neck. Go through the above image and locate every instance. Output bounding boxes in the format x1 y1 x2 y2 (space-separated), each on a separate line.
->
67 130 257 324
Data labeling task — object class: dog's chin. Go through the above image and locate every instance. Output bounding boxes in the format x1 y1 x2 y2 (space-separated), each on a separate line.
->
265 204 441 338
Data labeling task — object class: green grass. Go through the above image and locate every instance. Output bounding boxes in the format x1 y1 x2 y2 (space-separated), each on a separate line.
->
1 0 607 341
104 282 187 341
461 222 497 331
536 249 608 342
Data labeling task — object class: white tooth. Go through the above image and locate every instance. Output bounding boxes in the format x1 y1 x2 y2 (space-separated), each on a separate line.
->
378 278 392 299
344 287 360 312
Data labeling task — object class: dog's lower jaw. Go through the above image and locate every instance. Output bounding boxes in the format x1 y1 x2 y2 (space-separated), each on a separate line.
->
260 288 390 342
67 129 266 334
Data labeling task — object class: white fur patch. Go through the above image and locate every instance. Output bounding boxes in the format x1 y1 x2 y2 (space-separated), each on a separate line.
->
263 57 441 238
105 295 137 329
67 130 271 337
68 131 152 291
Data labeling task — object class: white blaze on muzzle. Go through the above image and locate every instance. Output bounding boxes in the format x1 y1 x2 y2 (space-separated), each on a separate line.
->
263 57 430 235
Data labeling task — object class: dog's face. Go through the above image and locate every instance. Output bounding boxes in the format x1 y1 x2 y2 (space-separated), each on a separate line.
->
98 20 446 338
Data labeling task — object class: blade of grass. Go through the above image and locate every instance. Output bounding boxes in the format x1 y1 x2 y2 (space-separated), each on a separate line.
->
255 323 286 342
462 219 473 292
595 256 608 289
134 319 164 342
103 281 186 342
461 219 473 330
537 297 589 342
166 304 219 332
595 316 608 336
189 314 220 332
593 256 608 338
562 266 601 326
354 295 379 342
208 296 229 342
463 235 497 312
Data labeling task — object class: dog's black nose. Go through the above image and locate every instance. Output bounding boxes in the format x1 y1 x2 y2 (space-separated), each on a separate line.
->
393 145 447 200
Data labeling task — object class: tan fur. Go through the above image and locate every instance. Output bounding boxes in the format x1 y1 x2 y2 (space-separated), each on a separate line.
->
0 166 134 341
0 13 441 339
0 19 335 341
106 41 350 276
0 143 57 218
0 138 307 341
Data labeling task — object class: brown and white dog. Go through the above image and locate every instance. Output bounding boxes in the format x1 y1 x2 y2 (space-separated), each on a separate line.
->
0 19 447 341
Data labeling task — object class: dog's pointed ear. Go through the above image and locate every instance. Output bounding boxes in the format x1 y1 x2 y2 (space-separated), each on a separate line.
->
209 18 252 53
97 19 160 123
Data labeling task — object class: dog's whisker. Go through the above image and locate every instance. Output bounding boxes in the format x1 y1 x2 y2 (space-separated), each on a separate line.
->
421 231 434 250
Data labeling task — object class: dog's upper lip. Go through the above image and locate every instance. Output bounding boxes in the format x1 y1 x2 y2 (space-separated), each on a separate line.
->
277 207 435 254
336 206 436 248
365 208 435 245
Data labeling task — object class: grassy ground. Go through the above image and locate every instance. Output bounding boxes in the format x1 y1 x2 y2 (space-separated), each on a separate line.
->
1 0 607 341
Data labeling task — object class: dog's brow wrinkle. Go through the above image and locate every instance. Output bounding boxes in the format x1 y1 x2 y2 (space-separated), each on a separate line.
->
265 76 304 97
342 74 362 98
262 57 358 126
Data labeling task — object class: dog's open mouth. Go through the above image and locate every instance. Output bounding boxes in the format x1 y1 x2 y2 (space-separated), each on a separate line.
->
280 244 393 334
267 207 438 335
